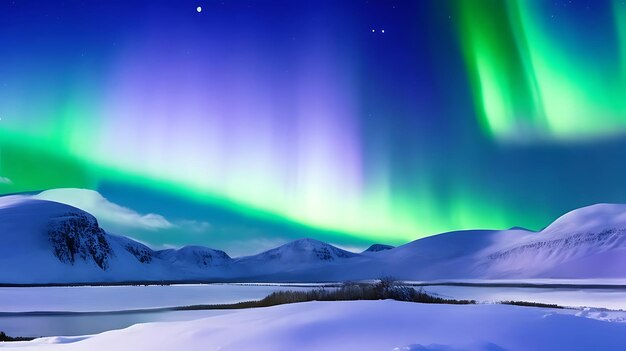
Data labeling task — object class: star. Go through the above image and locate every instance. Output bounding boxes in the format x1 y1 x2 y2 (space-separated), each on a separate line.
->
196 6 202 13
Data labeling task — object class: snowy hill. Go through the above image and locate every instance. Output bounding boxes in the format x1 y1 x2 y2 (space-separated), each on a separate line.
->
479 204 626 278
373 203 626 280
370 229 514 280
2 194 626 284
362 244 394 253
230 238 362 280
156 246 231 272
0 196 180 284
281 204 626 281
239 238 357 264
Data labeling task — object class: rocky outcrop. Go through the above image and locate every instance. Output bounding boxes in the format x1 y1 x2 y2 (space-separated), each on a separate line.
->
47 211 114 270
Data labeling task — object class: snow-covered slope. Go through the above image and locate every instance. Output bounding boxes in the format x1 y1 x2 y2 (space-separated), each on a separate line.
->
478 204 626 278
371 203 626 280
371 229 515 280
155 246 232 278
281 203 626 281
230 238 363 280
5 301 626 351
239 238 357 264
362 243 394 253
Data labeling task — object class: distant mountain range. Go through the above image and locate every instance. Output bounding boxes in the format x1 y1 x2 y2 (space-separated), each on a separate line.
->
1 195 625 284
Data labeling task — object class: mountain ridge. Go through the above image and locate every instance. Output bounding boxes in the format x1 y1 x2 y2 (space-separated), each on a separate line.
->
2 196 626 284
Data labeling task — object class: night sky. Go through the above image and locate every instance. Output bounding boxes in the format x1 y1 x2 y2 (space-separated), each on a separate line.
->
2 0 626 255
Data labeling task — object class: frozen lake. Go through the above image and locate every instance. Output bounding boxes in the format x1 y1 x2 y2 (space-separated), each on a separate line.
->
0 283 323 337
0 283 321 312
2 281 626 338
417 281 626 310
0 309 232 338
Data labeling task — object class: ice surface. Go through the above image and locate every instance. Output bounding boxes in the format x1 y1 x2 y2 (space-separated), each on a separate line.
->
0 284 319 313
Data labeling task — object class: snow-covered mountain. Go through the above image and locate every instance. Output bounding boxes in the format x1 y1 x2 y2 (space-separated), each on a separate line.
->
368 203 626 280
0 196 179 284
0 197 363 283
2 194 626 284
478 204 626 278
239 238 357 264
157 246 231 268
362 244 394 253
229 238 363 281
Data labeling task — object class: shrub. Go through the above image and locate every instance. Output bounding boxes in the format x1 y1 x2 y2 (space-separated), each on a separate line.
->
177 279 475 311
0 331 35 342
500 301 563 309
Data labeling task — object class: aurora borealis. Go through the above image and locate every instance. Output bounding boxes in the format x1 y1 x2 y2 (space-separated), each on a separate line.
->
2 0 626 253
460 0 626 140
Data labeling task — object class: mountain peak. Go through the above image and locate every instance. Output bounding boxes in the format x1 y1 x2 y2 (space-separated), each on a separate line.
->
0 197 117 279
508 226 531 231
157 245 231 268
363 244 394 253
283 237 327 247
542 203 626 237
247 238 358 263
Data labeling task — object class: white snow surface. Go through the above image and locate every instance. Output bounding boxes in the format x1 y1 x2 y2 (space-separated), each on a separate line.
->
3 300 626 351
